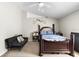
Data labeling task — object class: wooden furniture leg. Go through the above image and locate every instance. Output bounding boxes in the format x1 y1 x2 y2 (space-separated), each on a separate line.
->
70 33 75 57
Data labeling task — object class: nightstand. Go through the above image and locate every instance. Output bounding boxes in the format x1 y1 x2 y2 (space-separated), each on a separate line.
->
32 32 39 42
56 32 63 36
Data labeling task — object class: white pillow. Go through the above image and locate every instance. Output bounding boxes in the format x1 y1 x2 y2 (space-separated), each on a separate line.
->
17 37 22 43
19 36 24 41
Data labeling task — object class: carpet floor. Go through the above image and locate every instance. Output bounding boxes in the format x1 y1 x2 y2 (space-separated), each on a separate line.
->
2 41 79 57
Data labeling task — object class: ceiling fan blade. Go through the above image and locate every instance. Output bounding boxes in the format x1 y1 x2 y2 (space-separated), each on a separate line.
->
44 3 52 8
28 3 38 7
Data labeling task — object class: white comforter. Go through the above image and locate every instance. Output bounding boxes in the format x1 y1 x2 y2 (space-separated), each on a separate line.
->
42 35 66 41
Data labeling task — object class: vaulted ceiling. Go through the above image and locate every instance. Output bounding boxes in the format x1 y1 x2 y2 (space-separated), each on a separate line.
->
22 2 79 19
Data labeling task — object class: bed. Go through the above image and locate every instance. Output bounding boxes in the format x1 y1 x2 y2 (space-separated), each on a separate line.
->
38 24 74 56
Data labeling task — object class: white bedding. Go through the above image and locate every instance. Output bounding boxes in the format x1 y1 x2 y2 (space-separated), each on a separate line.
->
42 35 66 41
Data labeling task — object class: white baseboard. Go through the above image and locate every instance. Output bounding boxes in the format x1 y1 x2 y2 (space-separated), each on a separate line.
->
0 49 8 56
28 40 32 42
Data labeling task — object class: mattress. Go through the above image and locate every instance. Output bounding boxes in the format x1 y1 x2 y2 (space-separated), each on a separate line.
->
42 35 66 41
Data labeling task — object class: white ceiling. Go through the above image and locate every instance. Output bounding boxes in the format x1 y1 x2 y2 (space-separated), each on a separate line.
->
22 2 79 19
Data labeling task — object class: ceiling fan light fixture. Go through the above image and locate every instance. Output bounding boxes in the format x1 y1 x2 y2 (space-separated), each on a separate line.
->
39 3 44 7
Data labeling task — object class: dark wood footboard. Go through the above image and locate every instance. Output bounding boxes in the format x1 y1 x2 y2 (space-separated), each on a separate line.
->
42 40 69 52
39 39 74 57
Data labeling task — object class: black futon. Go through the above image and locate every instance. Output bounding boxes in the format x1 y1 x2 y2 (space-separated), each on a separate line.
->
5 35 28 49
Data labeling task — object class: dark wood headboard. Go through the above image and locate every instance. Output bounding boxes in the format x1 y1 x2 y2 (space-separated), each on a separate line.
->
38 24 55 35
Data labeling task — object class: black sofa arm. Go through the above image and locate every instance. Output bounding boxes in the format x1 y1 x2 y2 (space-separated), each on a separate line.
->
5 39 9 49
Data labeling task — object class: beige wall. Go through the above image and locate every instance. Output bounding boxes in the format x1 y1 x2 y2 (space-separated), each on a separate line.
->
0 2 25 56
59 11 79 38
22 12 59 41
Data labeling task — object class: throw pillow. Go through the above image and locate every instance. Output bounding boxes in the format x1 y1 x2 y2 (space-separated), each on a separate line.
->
17 37 22 43
19 36 24 41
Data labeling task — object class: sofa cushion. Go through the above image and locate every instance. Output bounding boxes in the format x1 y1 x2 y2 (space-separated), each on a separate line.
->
11 40 21 46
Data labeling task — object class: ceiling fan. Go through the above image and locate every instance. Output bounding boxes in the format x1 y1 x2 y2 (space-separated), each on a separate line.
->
28 2 52 12
29 2 51 7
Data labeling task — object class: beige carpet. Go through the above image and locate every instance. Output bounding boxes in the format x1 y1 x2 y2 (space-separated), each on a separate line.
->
2 41 79 57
